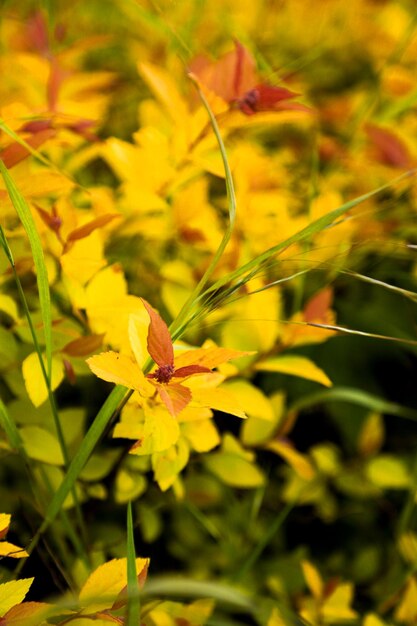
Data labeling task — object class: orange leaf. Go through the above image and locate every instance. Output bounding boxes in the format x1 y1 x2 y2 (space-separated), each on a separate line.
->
0 129 56 169
65 214 121 246
365 123 412 168
141 299 174 367
158 383 191 416
174 346 252 370
304 288 333 323
190 40 256 103
62 334 105 357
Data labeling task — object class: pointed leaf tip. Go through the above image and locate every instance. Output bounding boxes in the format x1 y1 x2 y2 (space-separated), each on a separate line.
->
140 298 174 367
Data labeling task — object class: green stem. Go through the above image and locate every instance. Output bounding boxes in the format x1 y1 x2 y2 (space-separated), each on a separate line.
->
0 226 90 567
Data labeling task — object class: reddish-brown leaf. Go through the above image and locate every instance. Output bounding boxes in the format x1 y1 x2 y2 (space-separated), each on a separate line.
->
365 123 412 168
141 298 174 367
173 365 211 378
62 334 105 357
158 383 191 416
189 41 256 103
0 129 56 169
35 205 63 238
63 359 77 385
304 288 333 323
65 214 121 247
237 83 299 115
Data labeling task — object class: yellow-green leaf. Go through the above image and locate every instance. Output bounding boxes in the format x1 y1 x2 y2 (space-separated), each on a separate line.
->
20 426 65 465
22 353 64 407
366 455 410 489
0 578 33 616
255 355 332 387
79 557 149 614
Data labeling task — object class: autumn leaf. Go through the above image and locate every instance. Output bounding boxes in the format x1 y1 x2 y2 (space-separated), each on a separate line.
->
190 41 309 115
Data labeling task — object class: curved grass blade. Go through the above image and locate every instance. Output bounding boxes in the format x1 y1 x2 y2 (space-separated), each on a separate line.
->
0 118 55 170
290 386 417 421
169 78 236 337
0 160 52 378
341 269 417 303
199 170 416 303
0 397 25 455
305 321 417 346
126 502 140 626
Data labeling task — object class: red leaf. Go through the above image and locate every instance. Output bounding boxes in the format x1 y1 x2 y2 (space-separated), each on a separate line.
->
34 205 63 237
190 41 309 116
0 129 56 169
64 213 121 249
237 83 299 115
62 333 105 357
141 299 174 367
158 383 191 417
304 288 333 323
61 359 76 385
365 123 411 168
174 365 211 378
189 41 256 103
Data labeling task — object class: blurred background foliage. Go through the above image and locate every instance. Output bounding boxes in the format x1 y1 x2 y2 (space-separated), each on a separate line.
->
1 0 417 624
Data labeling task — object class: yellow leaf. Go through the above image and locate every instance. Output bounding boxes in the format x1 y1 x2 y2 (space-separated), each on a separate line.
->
363 615 389 626
0 541 28 558
139 62 188 123
20 426 65 465
0 578 33 616
86 352 153 396
268 440 315 480
395 577 417 621
205 452 264 488
79 557 149 614
224 380 274 421
174 346 252 370
128 311 150 368
267 607 287 626
85 266 145 351
130 405 180 455
0 513 10 536
61 231 106 286
191 386 247 419
301 560 324 600
0 295 19 321
152 440 190 491
321 583 357 621
0 601 54 626
181 419 220 452
358 413 385 457
366 455 410 489
22 353 64 407
256 355 332 387
114 468 147 504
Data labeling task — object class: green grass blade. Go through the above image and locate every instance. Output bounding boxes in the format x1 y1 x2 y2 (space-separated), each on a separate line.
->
0 396 24 454
200 170 415 302
0 117 62 173
170 79 236 337
290 386 417 421
0 159 52 378
126 501 140 626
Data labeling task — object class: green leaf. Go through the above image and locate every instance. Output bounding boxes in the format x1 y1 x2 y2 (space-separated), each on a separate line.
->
366 455 411 489
0 160 52 378
126 502 140 626
20 426 65 466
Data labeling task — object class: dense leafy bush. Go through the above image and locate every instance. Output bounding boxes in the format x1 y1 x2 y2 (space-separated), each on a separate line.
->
1 1 417 624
